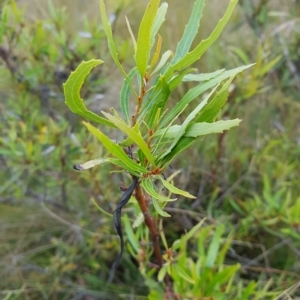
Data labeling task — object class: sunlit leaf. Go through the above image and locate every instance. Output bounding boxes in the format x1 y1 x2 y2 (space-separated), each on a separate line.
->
102 112 155 165
150 2 168 50
152 198 171 217
141 178 177 202
63 60 115 127
171 0 205 64
83 121 147 175
163 0 239 80
160 64 254 128
120 67 138 123
135 0 160 77
99 0 136 96
158 176 196 199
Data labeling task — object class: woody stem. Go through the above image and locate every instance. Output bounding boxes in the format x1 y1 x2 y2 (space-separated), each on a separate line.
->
135 184 163 268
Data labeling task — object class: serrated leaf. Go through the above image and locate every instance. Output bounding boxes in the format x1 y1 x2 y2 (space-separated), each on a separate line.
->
182 69 225 82
160 84 218 159
120 67 138 123
141 178 177 202
155 119 241 138
149 34 162 72
195 74 235 123
172 0 205 64
152 198 171 217
101 112 155 165
158 176 196 198
186 119 241 136
168 68 196 91
83 122 147 175
63 60 115 127
144 76 171 128
160 64 254 128
163 0 239 80
136 0 160 77
99 0 136 96
150 2 168 50
156 136 194 168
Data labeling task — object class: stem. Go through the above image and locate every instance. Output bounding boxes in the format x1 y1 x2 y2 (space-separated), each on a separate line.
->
135 184 163 268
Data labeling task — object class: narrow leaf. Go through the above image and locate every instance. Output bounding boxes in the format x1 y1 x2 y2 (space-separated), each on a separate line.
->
102 112 155 165
63 60 115 127
172 0 205 64
160 64 254 128
135 0 160 77
172 264 195 284
152 198 171 217
151 50 173 76
141 178 177 202
164 0 239 80
149 34 162 72
182 69 225 82
158 176 196 198
120 67 138 123
83 122 147 175
125 16 137 52
150 2 168 50
160 85 218 159
99 0 136 96
186 119 241 136
206 225 224 268
195 74 235 123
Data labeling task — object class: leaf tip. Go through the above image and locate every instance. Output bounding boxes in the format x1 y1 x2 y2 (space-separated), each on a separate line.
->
73 164 83 171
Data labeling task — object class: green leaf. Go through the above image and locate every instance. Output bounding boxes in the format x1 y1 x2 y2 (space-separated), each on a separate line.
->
99 0 136 96
156 136 194 168
171 0 205 64
120 67 138 123
158 176 196 199
151 50 173 76
182 69 225 82
101 112 155 165
150 3 168 48
83 121 147 175
125 16 137 52
152 198 171 217
160 64 254 128
143 76 171 128
135 0 160 77
172 264 195 284
63 60 115 127
73 157 136 174
206 225 224 268
160 85 218 159
123 214 140 253
195 74 235 123
186 119 241 136
141 178 177 202
163 0 239 80
155 119 241 138
168 68 196 91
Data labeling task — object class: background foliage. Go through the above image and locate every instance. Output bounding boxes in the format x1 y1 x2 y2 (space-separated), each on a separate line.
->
1 0 300 299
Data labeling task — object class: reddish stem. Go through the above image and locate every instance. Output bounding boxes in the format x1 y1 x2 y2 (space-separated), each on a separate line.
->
135 184 163 267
